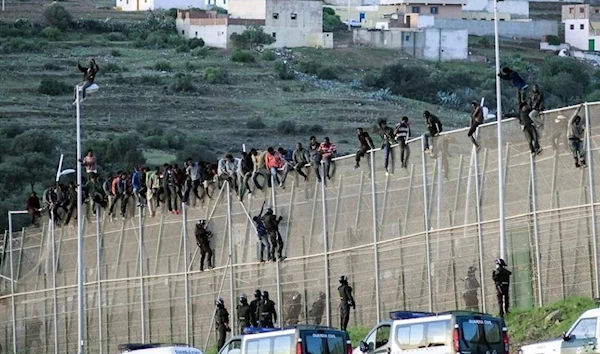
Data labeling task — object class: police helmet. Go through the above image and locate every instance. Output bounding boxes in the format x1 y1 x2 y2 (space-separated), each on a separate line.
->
197 219 206 227
216 297 224 306
494 258 507 267
319 291 326 300
467 266 477 272
240 293 248 301
262 290 270 299
339 275 348 284
292 293 301 301
254 289 262 298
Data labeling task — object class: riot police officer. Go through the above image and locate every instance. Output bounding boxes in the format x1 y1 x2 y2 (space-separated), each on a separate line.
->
309 292 326 325
338 276 355 331
195 220 214 271
463 266 480 311
215 298 231 351
257 290 277 328
237 293 252 333
492 258 512 317
249 289 262 327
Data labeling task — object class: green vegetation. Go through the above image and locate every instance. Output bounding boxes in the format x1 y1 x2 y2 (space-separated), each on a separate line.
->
230 26 276 51
323 7 346 32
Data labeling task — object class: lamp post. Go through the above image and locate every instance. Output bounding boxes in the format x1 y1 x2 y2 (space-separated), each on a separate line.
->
7 210 27 354
493 0 507 261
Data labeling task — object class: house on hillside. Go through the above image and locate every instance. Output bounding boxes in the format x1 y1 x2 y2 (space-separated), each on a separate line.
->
116 0 227 11
563 3 600 51
176 0 334 49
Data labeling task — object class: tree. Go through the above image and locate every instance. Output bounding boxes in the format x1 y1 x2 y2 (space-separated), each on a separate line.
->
43 2 72 31
323 7 346 32
230 26 275 51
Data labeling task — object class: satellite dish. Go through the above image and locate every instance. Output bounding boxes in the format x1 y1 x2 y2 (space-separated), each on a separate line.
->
85 84 99 93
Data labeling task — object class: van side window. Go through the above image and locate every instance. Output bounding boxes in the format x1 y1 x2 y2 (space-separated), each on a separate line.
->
375 325 391 348
396 321 450 349
246 335 295 354
274 335 294 354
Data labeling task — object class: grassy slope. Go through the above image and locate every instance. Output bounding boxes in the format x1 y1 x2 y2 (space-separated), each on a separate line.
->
346 297 598 353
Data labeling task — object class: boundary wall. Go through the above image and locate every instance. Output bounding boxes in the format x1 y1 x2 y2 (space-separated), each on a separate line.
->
1 102 600 353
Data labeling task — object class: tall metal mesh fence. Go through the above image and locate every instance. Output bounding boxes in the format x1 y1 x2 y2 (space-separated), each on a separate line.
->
1 102 600 353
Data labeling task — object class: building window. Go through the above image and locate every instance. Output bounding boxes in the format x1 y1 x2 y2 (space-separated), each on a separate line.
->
580 7 584 13
223 0 226 4
430 6 438 14
569 7 574 13
596 9 599 13
126 0 128 4
570 24 575 30
411 6 420 13
581 24 585 29
195 31 198 37
405 35 410 41
181 30 185 35
273 12 279 19
291 13 297 19
272 32 276 39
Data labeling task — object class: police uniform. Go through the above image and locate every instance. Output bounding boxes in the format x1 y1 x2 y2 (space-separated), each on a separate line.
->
237 296 252 333
309 292 326 325
492 259 512 317
215 300 230 351
338 276 355 331
249 290 262 327
257 291 277 328
463 267 480 311
286 293 302 326
195 222 213 271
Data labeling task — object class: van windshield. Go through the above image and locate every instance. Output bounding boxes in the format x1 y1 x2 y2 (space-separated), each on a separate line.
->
458 317 502 348
304 332 346 354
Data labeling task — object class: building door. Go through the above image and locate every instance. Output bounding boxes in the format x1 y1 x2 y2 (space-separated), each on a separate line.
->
589 39 595 51
359 12 365 22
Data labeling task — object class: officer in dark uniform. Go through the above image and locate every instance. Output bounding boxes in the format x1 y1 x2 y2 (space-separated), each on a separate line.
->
492 258 512 317
215 298 231 351
308 292 326 325
257 290 277 328
338 276 355 331
249 289 262 327
237 293 252 333
463 266 480 311
262 208 285 261
195 220 214 271
286 292 302 326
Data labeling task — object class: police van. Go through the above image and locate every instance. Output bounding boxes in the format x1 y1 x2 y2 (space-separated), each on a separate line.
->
218 325 352 354
353 311 508 354
117 343 203 354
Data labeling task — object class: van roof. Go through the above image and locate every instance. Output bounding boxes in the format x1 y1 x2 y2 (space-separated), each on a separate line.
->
118 343 202 353
389 310 497 321
241 325 347 339
580 308 600 319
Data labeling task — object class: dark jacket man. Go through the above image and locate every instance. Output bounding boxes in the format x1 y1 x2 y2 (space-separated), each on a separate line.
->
257 291 277 328
492 259 512 317
215 298 231 351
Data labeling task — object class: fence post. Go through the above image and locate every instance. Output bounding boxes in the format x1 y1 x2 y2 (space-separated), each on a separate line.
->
182 203 191 343
96 209 103 354
8 212 17 354
585 103 600 297
321 163 331 327
370 150 381 322
473 144 487 313
421 141 434 312
226 182 236 330
138 206 146 342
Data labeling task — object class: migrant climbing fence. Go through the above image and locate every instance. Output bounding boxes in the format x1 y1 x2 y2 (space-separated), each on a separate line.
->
1 101 600 354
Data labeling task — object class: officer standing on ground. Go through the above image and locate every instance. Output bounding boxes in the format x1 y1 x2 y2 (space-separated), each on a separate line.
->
463 266 480 311
257 290 278 328
215 298 231 351
249 289 262 327
237 293 252 333
492 259 512 318
309 292 326 325
338 276 355 331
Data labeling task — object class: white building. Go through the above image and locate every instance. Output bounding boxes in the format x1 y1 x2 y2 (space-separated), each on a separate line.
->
563 4 600 51
176 0 333 49
206 0 228 10
116 0 204 11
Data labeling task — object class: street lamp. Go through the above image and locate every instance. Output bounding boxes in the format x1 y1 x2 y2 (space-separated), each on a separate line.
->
493 0 507 260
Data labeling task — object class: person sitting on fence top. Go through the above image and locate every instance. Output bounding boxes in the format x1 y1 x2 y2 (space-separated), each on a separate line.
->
468 101 484 151
217 154 240 192
292 143 310 181
318 137 337 181
567 104 586 168
379 119 396 175
529 84 545 129
308 136 323 182
518 102 542 156
394 116 411 169
422 110 443 153
355 127 375 169
498 66 528 105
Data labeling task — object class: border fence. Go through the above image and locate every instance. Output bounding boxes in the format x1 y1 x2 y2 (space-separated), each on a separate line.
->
1 102 599 354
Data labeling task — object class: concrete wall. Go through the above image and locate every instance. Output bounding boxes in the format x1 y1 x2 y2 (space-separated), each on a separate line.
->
353 28 410 48
229 0 267 19
463 0 528 18
435 18 559 39
566 19 590 50
263 27 333 48
266 0 323 32
397 4 463 19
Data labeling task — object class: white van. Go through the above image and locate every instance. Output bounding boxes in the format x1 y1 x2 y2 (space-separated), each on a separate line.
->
117 343 203 354
219 325 352 354
354 311 508 354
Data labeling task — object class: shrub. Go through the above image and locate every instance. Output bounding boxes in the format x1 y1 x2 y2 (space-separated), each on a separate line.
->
43 3 72 31
203 67 229 84
229 26 275 51
298 60 321 75
247 118 266 129
277 120 297 134
274 61 295 80
261 49 276 61
192 46 209 57
43 62 61 71
110 49 122 57
231 50 255 63
165 8 178 19
184 61 198 72
138 75 163 86
154 60 172 72
102 62 123 73
316 66 338 80
38 78 71 96
1 38 47 53
188 37 205 49
106 32 127 41
41 27 62 41
170 73 196 93
323 7 347 32
477 36 491 48
308 124 324 134
545 35 561 46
